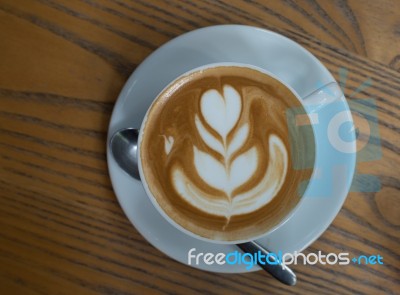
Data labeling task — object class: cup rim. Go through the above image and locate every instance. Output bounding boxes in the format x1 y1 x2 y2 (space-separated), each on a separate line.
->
137 62 317 244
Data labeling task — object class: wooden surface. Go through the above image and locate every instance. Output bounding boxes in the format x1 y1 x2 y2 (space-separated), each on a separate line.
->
0 0 399 294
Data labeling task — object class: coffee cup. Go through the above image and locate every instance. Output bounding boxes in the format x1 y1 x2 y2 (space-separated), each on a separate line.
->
136 63 332 244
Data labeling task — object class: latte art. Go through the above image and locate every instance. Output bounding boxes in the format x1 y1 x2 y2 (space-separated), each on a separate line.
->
140 66 314 241
170 85 288 226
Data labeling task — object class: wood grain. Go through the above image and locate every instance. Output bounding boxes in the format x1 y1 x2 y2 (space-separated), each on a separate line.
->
0 0 399 294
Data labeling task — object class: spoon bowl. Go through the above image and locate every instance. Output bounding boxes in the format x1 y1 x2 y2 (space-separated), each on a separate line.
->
109 128 141 180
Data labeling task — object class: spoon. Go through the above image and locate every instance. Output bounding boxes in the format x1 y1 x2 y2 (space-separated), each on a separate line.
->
110 128 297 285
110 128 140 180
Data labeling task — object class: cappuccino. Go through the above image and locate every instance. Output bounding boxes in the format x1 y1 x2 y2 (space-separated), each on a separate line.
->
139 65 314 241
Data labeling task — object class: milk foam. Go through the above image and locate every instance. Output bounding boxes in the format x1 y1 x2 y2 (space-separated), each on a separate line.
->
140 65 314 241
169 85 288 222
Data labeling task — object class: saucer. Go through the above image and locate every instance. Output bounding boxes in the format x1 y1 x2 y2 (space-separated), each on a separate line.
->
107 25 356 273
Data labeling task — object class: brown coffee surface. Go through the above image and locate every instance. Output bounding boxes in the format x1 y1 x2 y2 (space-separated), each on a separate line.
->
140 66 314 241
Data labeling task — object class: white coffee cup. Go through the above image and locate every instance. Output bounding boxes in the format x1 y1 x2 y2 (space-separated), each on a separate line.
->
137 62 342 244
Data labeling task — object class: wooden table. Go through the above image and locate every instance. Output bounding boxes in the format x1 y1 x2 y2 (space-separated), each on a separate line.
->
1 1 399 294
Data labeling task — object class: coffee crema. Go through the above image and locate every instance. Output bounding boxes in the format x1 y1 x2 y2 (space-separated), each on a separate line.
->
140 66 314 241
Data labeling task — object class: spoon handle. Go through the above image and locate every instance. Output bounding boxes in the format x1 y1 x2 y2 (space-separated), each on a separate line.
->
236 241 296 286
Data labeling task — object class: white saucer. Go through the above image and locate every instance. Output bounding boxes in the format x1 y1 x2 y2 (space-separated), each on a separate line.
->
107 25 356 273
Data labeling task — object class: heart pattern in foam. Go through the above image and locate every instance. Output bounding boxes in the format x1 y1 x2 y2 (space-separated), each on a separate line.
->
169 85 288 227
